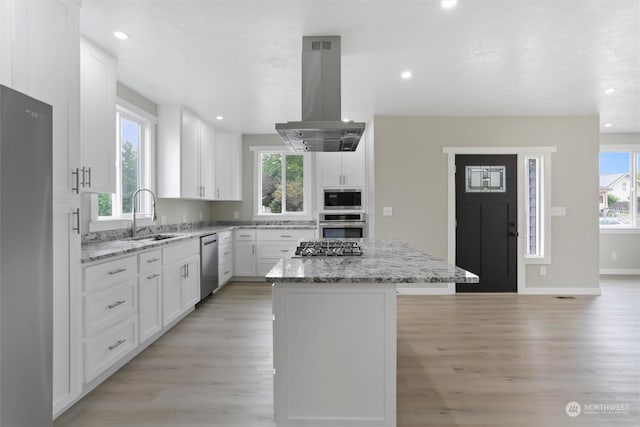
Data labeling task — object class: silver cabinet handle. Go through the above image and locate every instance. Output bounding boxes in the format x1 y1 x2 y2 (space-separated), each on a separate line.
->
72 208 80 235
86 166 92 188
240 234 252 238
252 244 255 255
224 251 230 255
187 264 189 278
146 258 160 263
224 270 230 275
280 235 292 238
217 188 220 198
280 249 289 253
146 273 160 279
108 268 127 275
71 168 80 193
108 339 126 351
107 300 126 309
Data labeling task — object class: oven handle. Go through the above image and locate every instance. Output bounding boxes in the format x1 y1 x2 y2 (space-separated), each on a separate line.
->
319 222 366 227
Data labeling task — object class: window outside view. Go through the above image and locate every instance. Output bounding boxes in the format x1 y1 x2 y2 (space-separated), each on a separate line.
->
260 153 304 214
98 114 142 218
599 151 639 227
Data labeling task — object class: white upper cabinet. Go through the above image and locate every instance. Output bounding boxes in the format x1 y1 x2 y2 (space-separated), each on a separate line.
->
158 105 241 201
316 138 366 188
214 129 242 201
80 38 117 194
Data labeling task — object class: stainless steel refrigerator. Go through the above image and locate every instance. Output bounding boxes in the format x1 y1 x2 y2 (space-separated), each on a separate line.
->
0 85 53 426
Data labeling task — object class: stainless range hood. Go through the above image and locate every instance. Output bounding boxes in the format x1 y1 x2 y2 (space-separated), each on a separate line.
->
276 36 365 152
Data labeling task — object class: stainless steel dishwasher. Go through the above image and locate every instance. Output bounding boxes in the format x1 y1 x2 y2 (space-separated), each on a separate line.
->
200 233 219 300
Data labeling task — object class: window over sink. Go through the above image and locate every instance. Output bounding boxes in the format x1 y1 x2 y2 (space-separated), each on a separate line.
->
90 100 156 230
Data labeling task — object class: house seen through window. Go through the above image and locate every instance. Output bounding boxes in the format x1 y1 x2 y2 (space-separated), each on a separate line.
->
599 151 640 228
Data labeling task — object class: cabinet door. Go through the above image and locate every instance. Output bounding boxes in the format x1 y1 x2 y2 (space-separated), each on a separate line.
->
341 144 366 187
316 152 343 187
199 122 216 200
139 271 162 343
52 200 82 415
80 38 116 194
180 110 200 199
234 241 256 276
162 264 183 326
181 258 200 309
215 130 242 200
0 0 10 87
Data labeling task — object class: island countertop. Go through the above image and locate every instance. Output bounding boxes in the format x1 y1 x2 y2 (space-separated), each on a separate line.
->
265 239 479 284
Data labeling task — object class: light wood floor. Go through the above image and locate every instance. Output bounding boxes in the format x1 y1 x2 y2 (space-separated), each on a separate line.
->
55 278 640 427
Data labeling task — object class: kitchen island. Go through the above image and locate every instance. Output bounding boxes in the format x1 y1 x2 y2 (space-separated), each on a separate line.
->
266 239 478 427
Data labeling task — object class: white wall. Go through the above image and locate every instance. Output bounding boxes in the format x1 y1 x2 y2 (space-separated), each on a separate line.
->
599 132 640 274
373 115 600 289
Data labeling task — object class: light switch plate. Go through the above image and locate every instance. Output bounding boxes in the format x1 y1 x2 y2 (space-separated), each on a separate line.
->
551 207 567 216
383 207 393 216
234 211 239 219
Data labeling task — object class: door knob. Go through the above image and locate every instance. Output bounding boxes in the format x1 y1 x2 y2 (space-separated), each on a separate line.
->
510 231 519 237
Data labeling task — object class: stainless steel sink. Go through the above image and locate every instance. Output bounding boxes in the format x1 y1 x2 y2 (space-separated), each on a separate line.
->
129 233 180 242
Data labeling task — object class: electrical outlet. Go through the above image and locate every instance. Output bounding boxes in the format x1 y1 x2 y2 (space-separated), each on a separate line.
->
182 214 187 223
383 207 393 216
540 266 547 276
160 215 167 225
199 212 203 221
234 211 239 219
612 252 617 261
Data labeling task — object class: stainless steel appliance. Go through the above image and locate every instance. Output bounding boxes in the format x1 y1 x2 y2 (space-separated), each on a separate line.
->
200 233 219 300
294 240 363 257
319 213 367 239
323 188 362 210
0 85 53 426
275 36 366 152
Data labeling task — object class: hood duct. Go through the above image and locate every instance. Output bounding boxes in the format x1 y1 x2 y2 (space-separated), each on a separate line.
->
275 36 365 152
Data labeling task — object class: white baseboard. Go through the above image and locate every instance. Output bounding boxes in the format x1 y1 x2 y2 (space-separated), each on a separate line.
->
520 287 601 295
397 285 454 295
599 268 640 275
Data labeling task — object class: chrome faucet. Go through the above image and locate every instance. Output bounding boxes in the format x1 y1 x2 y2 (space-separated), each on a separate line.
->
131 188 158 237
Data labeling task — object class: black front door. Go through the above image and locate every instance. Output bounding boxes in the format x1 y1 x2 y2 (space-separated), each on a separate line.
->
456 155 517 292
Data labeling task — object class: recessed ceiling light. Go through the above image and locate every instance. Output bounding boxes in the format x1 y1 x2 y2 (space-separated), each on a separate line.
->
604 123 613 128
113 31 129 40
441 0 458 9
216 116 224 120
401 70 412 79
603 87 616 95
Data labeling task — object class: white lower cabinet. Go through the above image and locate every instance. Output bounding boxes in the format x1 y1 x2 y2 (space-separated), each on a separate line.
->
234 228 316 278
82 254 139 383
84 316 137 383
218 230 233 287
162 240 200 326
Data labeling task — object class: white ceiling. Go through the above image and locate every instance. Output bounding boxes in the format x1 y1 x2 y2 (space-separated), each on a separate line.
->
80 0 639 134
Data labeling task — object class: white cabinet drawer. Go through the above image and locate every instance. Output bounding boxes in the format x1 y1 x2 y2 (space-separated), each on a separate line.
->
162 239 199 265
139 250 162 274
257 241 297 258
234 229 256 241
84 316 137 383
256 229 315 241
84 255 137 293
219 243 233 266
219 261 233 286
218 230 232 245
84 279 137 338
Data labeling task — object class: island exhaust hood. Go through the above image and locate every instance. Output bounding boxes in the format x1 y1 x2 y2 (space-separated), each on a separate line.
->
275 36 365 152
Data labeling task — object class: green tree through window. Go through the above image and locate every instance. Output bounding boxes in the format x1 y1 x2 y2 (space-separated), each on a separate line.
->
261 153 304 214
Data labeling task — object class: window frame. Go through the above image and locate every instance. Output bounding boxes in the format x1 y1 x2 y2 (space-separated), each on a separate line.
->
524 155 546 260
89 98 157 232
599 145 640 232
251 146 313 220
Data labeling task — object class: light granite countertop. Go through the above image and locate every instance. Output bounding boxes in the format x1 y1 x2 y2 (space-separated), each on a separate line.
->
81 224 317 264
265 239 479 284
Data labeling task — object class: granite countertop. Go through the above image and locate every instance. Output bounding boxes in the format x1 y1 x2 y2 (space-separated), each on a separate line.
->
81 223 317 264
265 239 479 284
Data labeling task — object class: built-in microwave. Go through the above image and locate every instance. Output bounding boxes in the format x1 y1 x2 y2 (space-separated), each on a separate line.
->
323 189 362 210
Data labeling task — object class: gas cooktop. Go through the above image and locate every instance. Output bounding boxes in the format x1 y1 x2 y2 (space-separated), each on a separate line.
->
294 240 363 257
